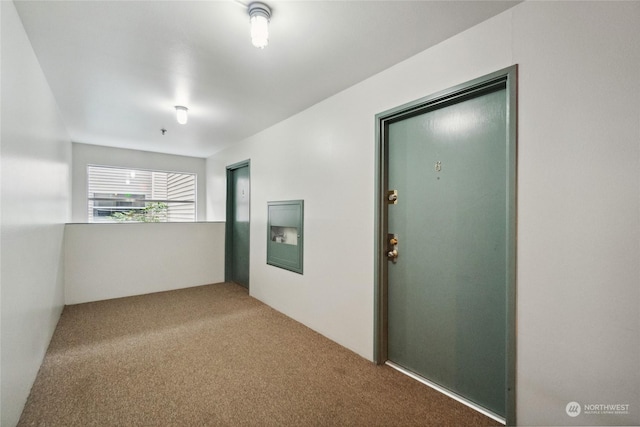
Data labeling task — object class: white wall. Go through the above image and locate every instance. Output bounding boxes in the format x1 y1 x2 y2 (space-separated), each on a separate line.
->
72 143 206 223
1 2 72 426
514 3 639 425
207 2 639 426
65 222 225 304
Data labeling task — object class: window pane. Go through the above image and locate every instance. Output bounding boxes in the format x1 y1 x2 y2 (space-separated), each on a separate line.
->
87 165 196 223
270 226 298 246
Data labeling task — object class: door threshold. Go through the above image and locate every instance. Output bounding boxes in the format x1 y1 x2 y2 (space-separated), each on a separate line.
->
385 361 506 425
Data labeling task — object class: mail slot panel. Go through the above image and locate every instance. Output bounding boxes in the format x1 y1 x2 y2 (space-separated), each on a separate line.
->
267 200 303 274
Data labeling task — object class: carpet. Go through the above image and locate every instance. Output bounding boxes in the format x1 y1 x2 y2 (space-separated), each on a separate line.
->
18 282 496 426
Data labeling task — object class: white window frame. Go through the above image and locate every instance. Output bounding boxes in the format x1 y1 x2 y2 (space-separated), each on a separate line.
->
87 164 197 223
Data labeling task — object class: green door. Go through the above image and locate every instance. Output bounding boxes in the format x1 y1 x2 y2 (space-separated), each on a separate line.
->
386 86 509 418
227 163 250 288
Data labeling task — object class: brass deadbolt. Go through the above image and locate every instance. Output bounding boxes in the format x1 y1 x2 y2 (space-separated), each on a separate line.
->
387 190 398 204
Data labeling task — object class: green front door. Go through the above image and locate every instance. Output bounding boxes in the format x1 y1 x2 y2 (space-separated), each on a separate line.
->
227 163 250 288
386 83 511 418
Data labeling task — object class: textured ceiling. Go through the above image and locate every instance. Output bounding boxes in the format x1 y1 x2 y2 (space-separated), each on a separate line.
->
14 0 519 158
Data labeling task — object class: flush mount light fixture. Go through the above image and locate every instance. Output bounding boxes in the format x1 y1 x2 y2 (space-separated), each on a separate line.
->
175 106 188 125
248 2 271 49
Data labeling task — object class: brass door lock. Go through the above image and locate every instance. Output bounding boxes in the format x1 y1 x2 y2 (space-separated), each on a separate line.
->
386 233 399 262
387 190 398 205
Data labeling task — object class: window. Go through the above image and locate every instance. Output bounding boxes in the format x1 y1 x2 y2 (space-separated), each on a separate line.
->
87 165 196 223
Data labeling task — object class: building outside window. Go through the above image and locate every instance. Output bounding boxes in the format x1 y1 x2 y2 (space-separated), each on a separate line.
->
87 165 196 223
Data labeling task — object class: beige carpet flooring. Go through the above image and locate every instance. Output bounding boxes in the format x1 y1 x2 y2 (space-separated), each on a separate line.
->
18 283 497 426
